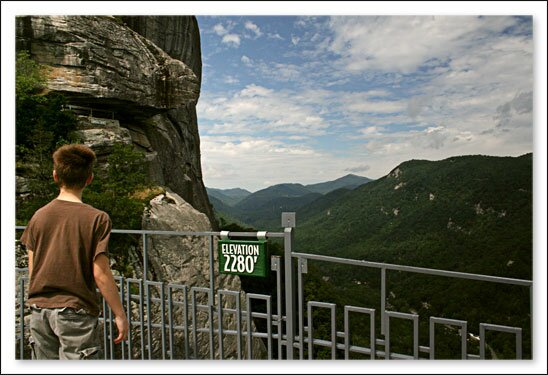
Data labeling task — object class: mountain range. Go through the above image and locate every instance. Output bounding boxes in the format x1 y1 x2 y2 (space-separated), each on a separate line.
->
206 174 372 229
209 153 533 358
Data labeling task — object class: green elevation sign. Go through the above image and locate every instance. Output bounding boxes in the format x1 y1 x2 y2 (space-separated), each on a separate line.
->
218 240 268 277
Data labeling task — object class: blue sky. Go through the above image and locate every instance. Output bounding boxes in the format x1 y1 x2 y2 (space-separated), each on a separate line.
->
196 15 534 192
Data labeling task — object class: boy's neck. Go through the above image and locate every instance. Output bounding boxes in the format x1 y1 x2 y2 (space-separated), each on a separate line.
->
57 187 85 203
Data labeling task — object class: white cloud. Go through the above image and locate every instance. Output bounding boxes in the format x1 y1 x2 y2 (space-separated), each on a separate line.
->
327 16 519 74
223 75 239 84
198 84 330 137
494 91 533 128
241 55 253 66
245 21 262 38
222 34 241 46
213 23 228 36
267 33 283 40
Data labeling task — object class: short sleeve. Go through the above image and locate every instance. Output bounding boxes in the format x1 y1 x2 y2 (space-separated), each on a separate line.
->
94 213 112 260
20 219 35 251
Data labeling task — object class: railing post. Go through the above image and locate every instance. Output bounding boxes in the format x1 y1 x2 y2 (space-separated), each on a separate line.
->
208 235 215 307
381 268 386 336
142 233 148 282
282 212 296 359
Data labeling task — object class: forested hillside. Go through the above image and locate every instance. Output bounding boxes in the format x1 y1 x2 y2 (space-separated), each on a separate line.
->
294 153 533 359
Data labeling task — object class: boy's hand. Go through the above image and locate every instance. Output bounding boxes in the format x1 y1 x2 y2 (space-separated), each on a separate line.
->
113 315 129 344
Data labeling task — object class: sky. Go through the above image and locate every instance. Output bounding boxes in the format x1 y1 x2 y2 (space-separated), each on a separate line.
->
196 15 535 192
1 2 546 374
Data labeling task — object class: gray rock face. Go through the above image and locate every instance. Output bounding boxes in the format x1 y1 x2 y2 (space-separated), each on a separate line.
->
16 16 199 118
141 190 265 359
119 16 202 82
16 15 215 224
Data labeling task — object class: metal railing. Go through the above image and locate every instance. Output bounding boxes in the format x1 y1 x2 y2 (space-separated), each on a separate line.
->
14 212 533 360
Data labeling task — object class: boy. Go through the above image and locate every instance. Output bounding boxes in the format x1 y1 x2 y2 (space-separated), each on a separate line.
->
20 144 129 359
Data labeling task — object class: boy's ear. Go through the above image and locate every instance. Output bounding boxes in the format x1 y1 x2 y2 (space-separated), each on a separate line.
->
53 170 59 182
85 173 94 186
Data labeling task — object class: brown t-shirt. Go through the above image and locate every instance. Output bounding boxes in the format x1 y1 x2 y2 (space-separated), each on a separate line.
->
20 199 111 316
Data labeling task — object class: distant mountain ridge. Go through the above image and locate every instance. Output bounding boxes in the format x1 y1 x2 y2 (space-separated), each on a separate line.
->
207 174 372 228
206 187 252 207
305 174 372 194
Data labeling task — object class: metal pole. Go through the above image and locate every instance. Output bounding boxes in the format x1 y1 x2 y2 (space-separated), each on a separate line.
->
126 279 133 359
142 233 148 282
283 212 296 360
19 277 25 359
530 284 533 359
208 235 215 307
381 268 386 336
168 286 174 360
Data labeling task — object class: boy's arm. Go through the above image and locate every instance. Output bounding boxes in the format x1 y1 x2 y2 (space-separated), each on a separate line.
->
28 249 33 280
93 253 129 344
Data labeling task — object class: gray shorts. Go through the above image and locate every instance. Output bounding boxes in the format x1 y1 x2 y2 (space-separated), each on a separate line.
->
29 305 102 360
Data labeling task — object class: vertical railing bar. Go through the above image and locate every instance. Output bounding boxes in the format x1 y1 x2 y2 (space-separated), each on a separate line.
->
146 283 152 360
275 256 282 360
283 227 295 360
218 292 224 360
297 257 304 359
413 315 419 359
344 307 349 360
19 277 25 359
297 258 307 359
331 305 336 360
126 279 133 360
209 234 218 361
167 285 174 360
109 304 114 359
208 235 215 307
183 286 189 359
236 292 242 360
103 297 109 359
385 313 390 360
429 318 435 359
160 283 166 360
209 302 214 360
370 309 376 359
307 302 313 360
529 284 533 360
381 268 386 336
247 294 252 359
462 322 468 360
142 233 148 283
479 324 486 359
119 276 126 360
192 289 198 359
267 296 272 360
139 279 145 359
516 329 522 359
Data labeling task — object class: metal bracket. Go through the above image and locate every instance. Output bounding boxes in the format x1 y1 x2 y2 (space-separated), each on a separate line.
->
257 231 267 240
220 231 230 240
299 258 308 274
281 212 296 228
271 256 280 271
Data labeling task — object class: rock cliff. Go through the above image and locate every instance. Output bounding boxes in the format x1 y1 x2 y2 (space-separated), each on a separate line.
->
16 15 215 224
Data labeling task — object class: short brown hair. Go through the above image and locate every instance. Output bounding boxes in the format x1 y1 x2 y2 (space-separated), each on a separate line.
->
52 144 96 189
